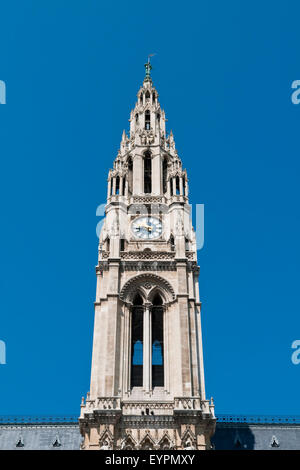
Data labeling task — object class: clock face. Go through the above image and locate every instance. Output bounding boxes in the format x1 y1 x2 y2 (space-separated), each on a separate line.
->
131 216 163 240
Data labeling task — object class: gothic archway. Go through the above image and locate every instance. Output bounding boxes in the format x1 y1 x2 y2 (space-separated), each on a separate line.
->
119 273 175 305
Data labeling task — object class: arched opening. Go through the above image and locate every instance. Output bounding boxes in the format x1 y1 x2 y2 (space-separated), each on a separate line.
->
162 157 168 194
115 176 120 195
145 110 150 130
141 437 153 450
176 176 180 195
182 175 186 196
170 235 175 251
151 293 164 387
185 238 189 251
106 237 110 253
140 93 143 105
145 91 150 101
131 294 143 388
160 437 171 450
152 92 156 104
144 151 152 194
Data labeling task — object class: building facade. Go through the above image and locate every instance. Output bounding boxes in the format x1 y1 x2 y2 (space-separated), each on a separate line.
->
0 65 299 451
78 62 215 450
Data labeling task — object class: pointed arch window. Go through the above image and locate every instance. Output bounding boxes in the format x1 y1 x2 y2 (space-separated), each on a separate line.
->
115 176 120 195
152 294 164 387
170 235 175 251
162 157 168 194
176 176 180 195
129 289 166 391
127 157 133 195
145 110 151 130
144 151 152 193
131 294 144 387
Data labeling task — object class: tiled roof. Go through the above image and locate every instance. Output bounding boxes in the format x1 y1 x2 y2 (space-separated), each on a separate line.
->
0 415 300 450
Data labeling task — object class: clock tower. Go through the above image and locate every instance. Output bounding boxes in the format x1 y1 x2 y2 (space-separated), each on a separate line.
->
79 61 216 450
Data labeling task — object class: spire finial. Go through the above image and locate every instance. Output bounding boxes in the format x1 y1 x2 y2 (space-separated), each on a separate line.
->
144 54 156 82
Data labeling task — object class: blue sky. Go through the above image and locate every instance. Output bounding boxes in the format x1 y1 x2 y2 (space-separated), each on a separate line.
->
1 0 300 416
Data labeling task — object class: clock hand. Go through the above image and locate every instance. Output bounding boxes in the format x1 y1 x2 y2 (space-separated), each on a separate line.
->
137 223 153 231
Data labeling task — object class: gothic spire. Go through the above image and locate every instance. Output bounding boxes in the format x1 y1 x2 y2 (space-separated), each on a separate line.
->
144 55 154 83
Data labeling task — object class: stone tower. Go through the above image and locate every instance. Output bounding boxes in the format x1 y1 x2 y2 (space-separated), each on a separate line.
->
79 61 215 450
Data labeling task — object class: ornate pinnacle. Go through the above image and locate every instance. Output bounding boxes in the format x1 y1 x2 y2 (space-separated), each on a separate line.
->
144 54 155 82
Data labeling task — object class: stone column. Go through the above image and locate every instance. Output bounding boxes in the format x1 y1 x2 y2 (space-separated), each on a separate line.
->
172 177 176 197
166 178 171 198
185 178 189 197
179 176 183 196
152 154 160 195
107 178 111 199
112 177 116 196
133 155 143 194
119 176 123 196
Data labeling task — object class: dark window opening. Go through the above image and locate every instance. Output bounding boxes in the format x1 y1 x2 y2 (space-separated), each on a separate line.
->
120 239 125 251
153 92 156 104
271 437 280 448
116 176 120 195
131 294 143 387
157 113 160 123
106 238 110 252
176 176 180 195
145 91 150 101
53 438 61 448
145 110 151 130
152 294 164 387
16 438 24 448
127 157 133 194
170 235 175 251
135 114 138 123
162 158 168 193
182 176 185 196
140 94 143 105
185 238 189 251
144 152 152 194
